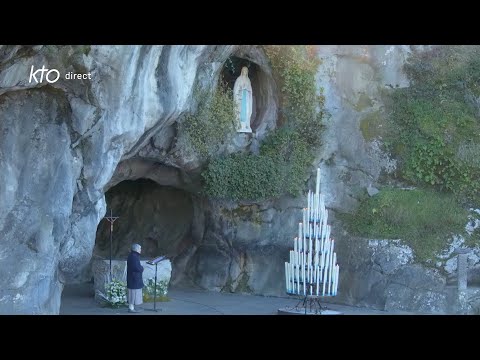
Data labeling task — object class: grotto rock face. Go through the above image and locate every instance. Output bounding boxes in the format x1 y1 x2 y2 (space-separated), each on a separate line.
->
94 179 194 261
1 45 476 314
0 45 278 314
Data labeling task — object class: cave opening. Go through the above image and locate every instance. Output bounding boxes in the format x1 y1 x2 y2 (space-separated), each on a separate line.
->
60 173 201 311
94 178 194 262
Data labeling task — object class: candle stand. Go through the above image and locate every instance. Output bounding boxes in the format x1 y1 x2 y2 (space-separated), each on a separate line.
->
287 293 329 315
279 168 342 315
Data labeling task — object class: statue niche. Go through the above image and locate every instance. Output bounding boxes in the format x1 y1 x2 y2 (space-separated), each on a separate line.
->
233 66 253 133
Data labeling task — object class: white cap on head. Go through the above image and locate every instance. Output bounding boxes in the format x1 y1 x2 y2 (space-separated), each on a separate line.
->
132 243 141 252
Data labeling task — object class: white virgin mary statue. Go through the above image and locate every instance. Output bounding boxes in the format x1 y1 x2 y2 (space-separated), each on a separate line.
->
233 66 253 133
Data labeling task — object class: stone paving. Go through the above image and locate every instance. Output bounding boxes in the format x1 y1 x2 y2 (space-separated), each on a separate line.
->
60 283 421 315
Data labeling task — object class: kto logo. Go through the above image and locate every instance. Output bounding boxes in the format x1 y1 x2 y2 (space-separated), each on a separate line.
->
29 65 60 84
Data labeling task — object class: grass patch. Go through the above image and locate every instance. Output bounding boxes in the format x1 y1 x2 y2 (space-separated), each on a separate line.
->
359 110 385 141
355 92 373 112
343 188 469 262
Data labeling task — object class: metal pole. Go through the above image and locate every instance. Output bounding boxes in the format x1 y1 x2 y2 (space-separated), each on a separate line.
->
104 208 119 281
109 222 112 280
153 263 158 312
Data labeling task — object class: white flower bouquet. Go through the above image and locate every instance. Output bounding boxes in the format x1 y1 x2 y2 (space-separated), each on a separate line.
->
97 279 127 307
143 278 169 302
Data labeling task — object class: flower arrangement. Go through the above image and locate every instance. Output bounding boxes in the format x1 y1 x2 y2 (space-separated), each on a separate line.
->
106 279 127 306
97 279 127 308
143 278 169 302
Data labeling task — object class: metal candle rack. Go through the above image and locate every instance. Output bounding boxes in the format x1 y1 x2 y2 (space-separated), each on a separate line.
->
284 168 340 314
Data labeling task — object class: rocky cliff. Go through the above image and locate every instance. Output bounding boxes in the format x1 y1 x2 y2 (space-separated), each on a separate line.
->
1 45 478 314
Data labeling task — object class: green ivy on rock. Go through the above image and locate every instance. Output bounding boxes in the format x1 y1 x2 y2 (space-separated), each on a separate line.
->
202 46 325 201
182 85 237 158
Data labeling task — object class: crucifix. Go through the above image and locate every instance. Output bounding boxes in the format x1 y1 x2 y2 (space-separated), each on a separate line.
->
104 208 119 280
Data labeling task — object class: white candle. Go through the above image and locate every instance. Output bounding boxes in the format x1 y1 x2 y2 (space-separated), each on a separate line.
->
290 264 293 293
332 264 337 296
308 192 311 221
323 223 328 245
303 209 306 233
292 263 295 294
311 192 315 221
289 264 292 293
320 240 328 268
298 223 302 246
307 191 311 217
328 265 333 296
303 264 306 295
292 264 295 294
306 265 309 285
335 265 339 295
312 260 315 281
332 265 338 296
322 266 327 296
288 264 291 293
308 237 312 268
332 253 337 272
303 236 306 259
316 266 319 296
319 205 324 227
285 262 288 291
295 264 299 294
328 241 335 295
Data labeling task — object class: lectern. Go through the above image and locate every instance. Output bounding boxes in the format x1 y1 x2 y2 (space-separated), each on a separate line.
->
146 256 167 312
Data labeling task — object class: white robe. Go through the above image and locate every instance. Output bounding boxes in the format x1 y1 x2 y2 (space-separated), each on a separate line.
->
233 73 253 132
